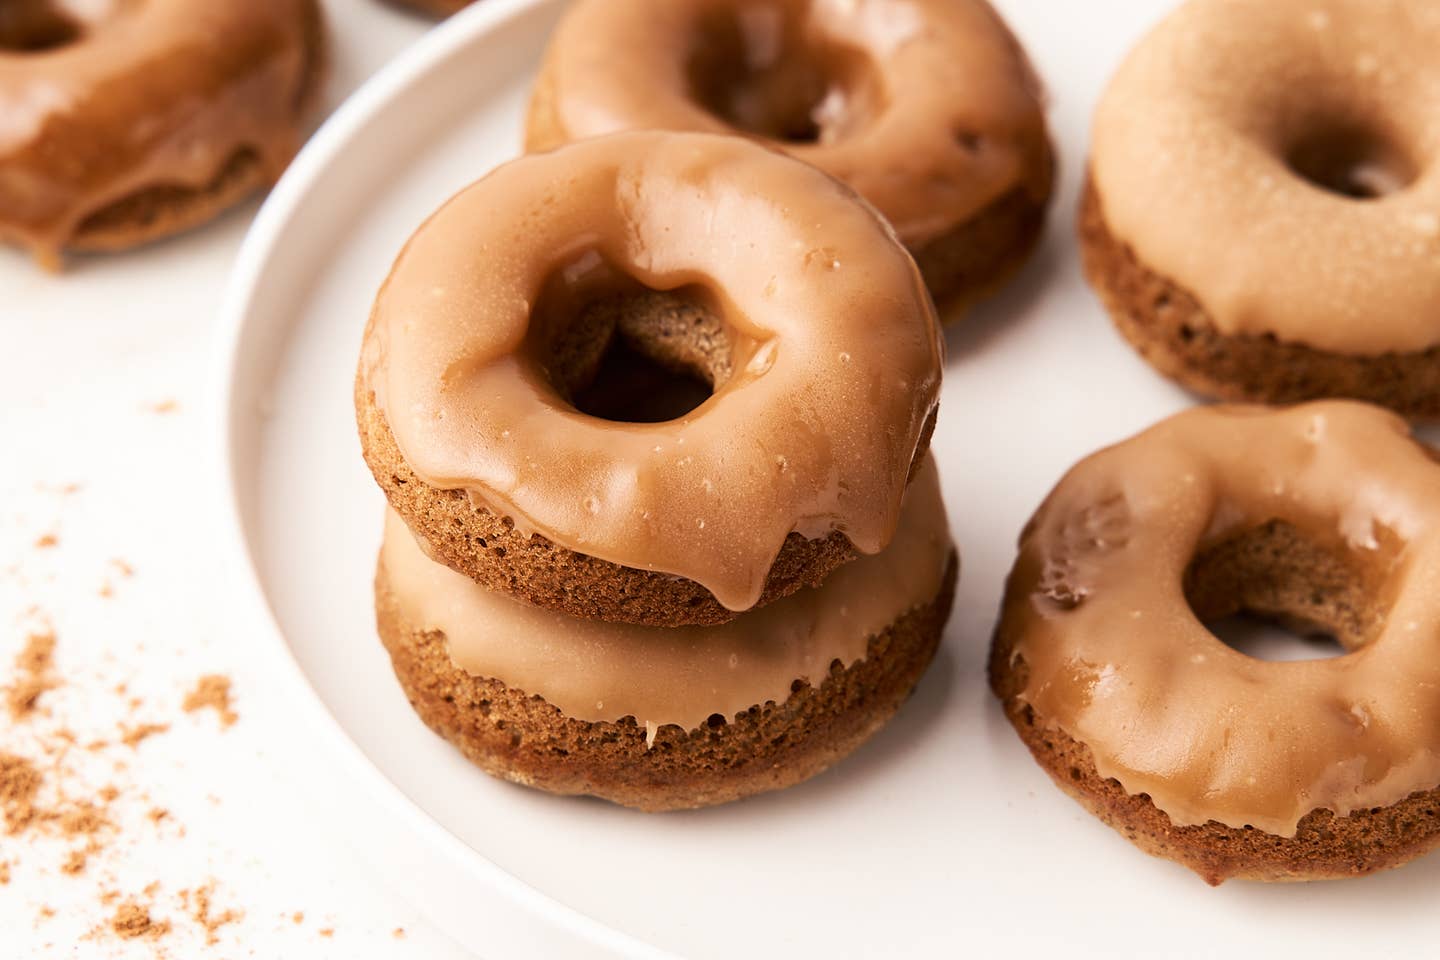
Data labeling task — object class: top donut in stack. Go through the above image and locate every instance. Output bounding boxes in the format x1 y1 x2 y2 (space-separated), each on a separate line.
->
356 131 957 810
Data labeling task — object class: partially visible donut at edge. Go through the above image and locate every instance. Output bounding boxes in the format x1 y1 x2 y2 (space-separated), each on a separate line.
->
990 401 1440 884
0 0 327 267
1082 0 1440 419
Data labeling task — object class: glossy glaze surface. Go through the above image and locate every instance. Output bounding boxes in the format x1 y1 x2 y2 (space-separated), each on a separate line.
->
362 131 942 611
1002 402 1440 836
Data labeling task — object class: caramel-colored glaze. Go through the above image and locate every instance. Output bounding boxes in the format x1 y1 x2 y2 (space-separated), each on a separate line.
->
1001 402 1440 837
362 131 943 612
526 0 1050 249
0 0 320 261
382 456 953 733
1091 0 1440 356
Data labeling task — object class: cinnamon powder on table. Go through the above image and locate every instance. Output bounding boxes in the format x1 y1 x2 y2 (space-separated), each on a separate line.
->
183 675 237 728
6 628 57 720
110 900 171 940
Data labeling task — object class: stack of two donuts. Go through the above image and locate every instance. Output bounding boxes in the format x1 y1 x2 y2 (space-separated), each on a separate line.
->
357 132 955 810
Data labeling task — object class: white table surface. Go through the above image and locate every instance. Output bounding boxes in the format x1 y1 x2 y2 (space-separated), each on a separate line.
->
1 2 472 956
8 1 1437 957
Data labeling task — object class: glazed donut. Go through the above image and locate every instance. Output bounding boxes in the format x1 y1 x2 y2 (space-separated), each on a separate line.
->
379 0 472 17
990 401 1440 884
526 0 1054 316
357 131 943 627
0 0 325 266
375 456 956 811
1082 0 1440 419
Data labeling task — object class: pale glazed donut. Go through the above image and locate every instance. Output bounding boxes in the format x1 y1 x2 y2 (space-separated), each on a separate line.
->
990 401 1440 884
357 131 943 627
0 0 324 266
526 0 1054 316
1083 0 1440 418
374 456 957 810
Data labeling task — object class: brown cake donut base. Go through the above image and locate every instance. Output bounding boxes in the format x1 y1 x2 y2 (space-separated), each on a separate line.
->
1079 178 1440 421
913 170 1053 321
990 519 1440 884
64 149 270 256
381 0 472 16
375 553 957 811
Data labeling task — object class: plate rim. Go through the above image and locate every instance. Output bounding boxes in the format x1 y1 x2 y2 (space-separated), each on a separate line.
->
211 2 668 955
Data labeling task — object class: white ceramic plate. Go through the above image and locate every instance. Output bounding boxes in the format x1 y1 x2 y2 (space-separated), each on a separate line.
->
216 1 1440 956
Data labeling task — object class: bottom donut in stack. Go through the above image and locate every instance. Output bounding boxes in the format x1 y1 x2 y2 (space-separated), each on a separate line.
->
374 457 956 811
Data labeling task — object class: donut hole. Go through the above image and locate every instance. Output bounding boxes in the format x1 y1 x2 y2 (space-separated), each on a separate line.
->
1184 518 1401 661
0 1 84 52
1284 123 1418 200
686 7 883 144
530 253 738 424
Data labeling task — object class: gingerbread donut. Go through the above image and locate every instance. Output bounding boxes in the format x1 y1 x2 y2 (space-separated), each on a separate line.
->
1083 0 1440 419
357 131 943 627
526 0 1055 316
0 0 325 267
990 401 1440 884
376 456 956 811
378 0 472 17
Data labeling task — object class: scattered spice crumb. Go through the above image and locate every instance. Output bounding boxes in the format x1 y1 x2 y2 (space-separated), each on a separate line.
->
183 675 237 728
61 847 90 875
147 807 169 824
393 927 405 939
112 558 135 577
189 880 243 946
149 399 179 414
121 722 170 748
110 900 171 940
7 628 57 720
0 861 10 884
0 752 41 833
319 927 334 938
33 533 58 549
291 911 305 925
57 801 110 838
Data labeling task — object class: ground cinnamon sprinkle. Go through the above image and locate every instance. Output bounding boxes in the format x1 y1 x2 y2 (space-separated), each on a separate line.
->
187 880 244 946
110 900 171 940
61 847 91 876
183 675 237 728
5 508 403 952
7 628 57 720
0 752 42 833
121 722 171 748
